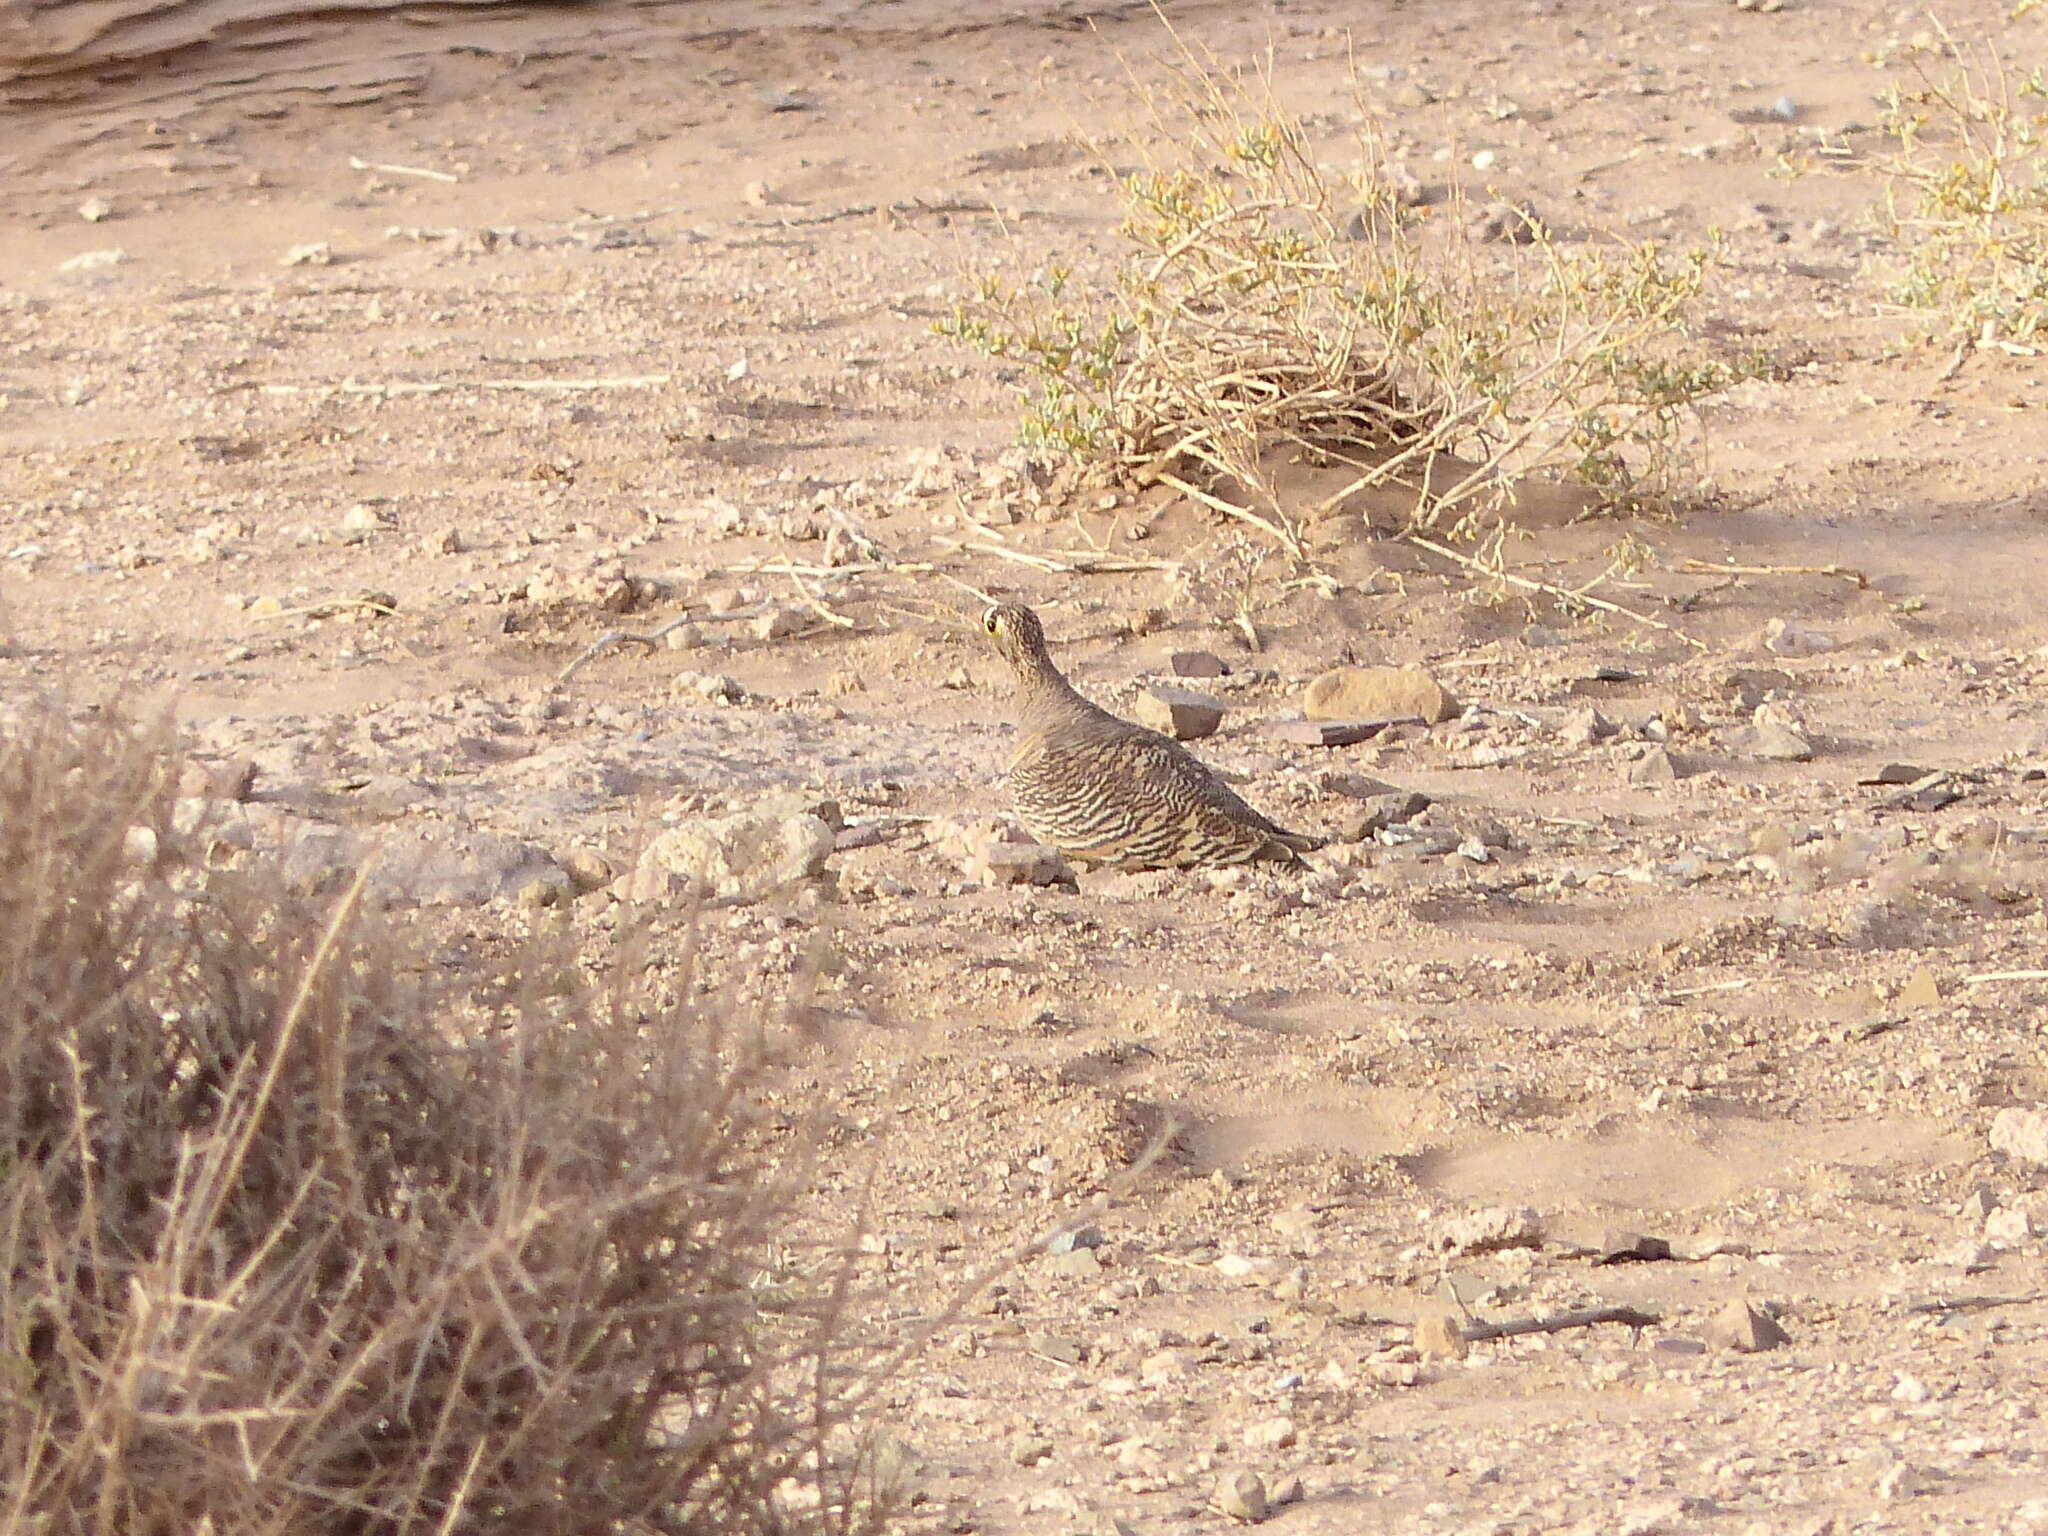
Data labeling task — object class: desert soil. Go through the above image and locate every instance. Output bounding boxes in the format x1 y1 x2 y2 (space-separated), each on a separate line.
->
6 0 2048 1530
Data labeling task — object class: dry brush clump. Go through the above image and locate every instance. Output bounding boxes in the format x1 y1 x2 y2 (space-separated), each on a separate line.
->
1866 12 2048 349
0 704 900 1536
939 38 1751 558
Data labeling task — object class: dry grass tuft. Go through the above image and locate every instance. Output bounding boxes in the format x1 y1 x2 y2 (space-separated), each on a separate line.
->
0 703 898 1535
939 31 1752 558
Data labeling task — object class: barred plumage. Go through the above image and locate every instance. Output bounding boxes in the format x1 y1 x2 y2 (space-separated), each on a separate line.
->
980 603 1322 871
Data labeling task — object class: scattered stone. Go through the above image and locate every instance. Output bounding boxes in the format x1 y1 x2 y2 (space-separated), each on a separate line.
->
1861 762 1936 786
1761 617 1833 656
1990 1107 2048 1165
560 848 615 894
1263 718 1409 747
1702 1299 1790 1353
1432 1206 1543 1255
1338 791 1431 842
1629 746 1693 784
1743 718 1814 762
1596 1230 1675 1265
1047 1225 1105 1255
1891 1371 1932 1404
750 606 806 641
178 756 257 801
78 196 112 222
742 180 781 206
1215 1470 1268 1524
1470 200 1541 244
1721 665 1794 708
1133 686 1226 741
1170 649 1230 678
1768 96 1801 122
281 241 334 267
1242 1416 1297 1451
1876 1460 1929 1501
754 791 845 829
628 811 834 902
671 671 745 705
59 248 129 272
1898 966 1941 1009
1008 1433 1053 1468
1413 1311 1468 1360
975 839 1074 889
1303 665 1457 724
1269 1475 1305 1507
1560 706 1616 746
1986 1204 2040 1244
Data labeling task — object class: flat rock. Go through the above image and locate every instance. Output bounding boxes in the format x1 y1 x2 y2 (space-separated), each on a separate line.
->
1861 762 1937 785
1560 705 1616 746
1991 1107 2048 1164
1413 1311 1468 1359
629 811 834 902
1303 665 1458 724
1133 685 1226 741
1702 1299 1790 1352
1264 717 1411 747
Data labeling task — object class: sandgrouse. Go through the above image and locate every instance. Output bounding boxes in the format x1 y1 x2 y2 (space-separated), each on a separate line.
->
980 602 1322 871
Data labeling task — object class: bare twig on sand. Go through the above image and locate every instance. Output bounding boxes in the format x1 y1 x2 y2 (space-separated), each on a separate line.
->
1904 1292 2048 1316
258 375 670 398
1964 969 2048 985
348 155 460 183
1460 1304 1660 1343
556 608 767 683
1679 558 1870 590
1407 534 1706 650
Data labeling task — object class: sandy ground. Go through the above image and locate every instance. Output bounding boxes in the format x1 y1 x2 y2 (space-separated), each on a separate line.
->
7 0 2048 1530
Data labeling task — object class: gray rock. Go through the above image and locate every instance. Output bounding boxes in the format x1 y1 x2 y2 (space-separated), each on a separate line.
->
1303 665 1458 724
1991 1107 2048 1165
1047 1225 1105 1255
1170 649 1230 678
1133 685 1226 741
629 811 834 902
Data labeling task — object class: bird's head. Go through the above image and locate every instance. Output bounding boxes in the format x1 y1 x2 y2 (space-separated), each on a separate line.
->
980 602 1049 671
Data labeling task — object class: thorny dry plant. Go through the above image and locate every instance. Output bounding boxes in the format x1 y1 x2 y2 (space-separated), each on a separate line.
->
0 703 925 1536
938 27 1754 563
1866 10 2048 350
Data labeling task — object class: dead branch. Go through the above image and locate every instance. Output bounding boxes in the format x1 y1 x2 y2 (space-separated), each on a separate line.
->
1679 558 1870 590
1461 1304 1660 1342
1408 534 1707 650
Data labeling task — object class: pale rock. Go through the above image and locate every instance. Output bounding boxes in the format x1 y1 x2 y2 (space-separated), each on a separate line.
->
1991 1107 2048 1165
1303 665 1457 724
1133 686 1225 741
629 811 833 902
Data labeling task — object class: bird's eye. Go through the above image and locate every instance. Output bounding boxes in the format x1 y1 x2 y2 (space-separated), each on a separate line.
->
983 612 1001 634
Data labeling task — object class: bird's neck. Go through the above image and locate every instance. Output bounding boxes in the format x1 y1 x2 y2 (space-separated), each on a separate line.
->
1010 658 1090 729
